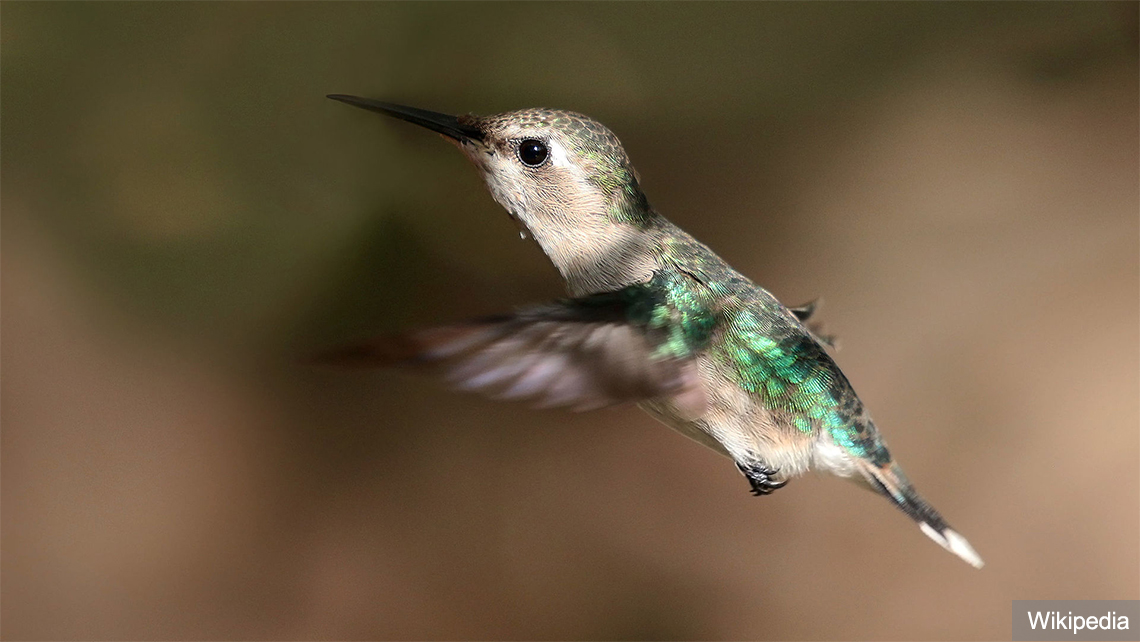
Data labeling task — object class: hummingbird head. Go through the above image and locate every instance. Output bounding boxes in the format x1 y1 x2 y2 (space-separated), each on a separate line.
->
454 107 653 229
329 96 660 294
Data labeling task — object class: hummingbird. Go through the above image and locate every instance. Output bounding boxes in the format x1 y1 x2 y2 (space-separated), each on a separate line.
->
324 94 984 569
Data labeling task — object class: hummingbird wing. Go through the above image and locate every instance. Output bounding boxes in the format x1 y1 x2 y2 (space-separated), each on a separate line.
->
789 298 838 349
316 283 708 418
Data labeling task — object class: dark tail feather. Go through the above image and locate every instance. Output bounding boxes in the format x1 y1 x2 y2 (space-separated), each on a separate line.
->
858 461 984 569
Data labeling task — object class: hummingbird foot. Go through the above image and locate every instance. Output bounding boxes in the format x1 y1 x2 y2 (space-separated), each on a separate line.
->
737 461 788 496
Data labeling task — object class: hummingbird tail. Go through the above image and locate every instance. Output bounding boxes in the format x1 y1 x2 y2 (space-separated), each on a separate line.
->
857 461 985 569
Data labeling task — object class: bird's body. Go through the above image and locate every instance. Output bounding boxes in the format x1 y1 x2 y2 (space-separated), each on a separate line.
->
325 96 984 568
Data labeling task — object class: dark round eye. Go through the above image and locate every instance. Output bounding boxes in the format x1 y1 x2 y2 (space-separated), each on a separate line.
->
517 139 549 167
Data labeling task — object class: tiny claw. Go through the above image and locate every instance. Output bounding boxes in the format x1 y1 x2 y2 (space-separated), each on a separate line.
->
737 462 787 496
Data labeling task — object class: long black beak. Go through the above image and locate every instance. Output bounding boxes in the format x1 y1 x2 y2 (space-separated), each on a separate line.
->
327 95 483 143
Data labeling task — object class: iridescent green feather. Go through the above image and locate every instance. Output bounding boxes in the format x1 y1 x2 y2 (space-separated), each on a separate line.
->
713 288 892 464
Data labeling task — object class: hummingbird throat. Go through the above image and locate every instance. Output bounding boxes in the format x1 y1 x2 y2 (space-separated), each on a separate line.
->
467 152 660 294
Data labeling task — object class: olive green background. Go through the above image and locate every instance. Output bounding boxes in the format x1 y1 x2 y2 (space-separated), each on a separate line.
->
3 2 1137 639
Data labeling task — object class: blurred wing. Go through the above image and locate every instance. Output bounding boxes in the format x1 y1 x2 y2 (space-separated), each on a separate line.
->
316 293 707 418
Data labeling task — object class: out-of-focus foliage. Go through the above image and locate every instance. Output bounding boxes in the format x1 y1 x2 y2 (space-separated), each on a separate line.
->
2 2 1137 639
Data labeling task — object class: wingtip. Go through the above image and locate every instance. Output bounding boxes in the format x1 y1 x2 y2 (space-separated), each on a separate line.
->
919 522 985 569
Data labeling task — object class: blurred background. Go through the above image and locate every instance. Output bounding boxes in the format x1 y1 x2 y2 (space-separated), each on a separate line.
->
2 2 1137 639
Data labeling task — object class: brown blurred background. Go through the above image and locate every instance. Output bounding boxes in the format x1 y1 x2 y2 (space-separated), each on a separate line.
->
2 2 1137 640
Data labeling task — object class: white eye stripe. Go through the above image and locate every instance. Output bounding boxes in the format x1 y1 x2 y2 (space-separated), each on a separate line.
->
548 139 570 168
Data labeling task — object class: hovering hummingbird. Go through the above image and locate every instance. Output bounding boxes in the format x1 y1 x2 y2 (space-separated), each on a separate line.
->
324 94 984 569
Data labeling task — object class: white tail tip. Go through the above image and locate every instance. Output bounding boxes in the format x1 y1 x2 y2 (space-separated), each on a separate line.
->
919 522 985 569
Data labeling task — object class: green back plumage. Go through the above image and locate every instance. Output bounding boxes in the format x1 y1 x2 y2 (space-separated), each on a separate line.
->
649 226 894 466
720 301 890 466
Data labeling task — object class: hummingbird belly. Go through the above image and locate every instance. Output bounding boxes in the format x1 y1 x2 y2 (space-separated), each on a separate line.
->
638 355 818 478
